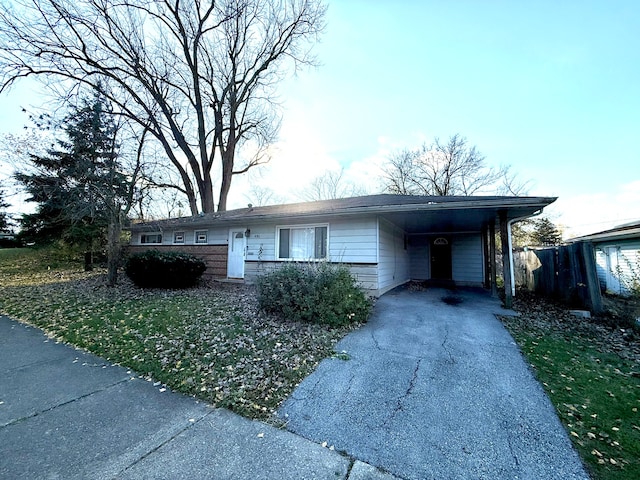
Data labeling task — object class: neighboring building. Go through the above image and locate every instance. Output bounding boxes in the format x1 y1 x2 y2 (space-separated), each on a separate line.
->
129 194 556 298
569 221 640 296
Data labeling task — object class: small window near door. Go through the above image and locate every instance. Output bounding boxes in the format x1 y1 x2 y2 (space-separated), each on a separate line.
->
173 231 185 244
195 230 208 244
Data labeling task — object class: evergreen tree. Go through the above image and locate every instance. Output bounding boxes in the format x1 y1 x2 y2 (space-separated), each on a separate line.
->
16 90 135 281
531 217 563 246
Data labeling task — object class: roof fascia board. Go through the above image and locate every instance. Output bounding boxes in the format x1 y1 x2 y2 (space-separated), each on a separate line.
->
130 197 556 231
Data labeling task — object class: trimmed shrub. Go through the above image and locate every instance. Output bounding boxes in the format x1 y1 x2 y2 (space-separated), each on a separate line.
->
124 250 206 288
256 262 371 326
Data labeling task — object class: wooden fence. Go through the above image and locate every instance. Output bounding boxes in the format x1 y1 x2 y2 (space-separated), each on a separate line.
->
513 241 603 313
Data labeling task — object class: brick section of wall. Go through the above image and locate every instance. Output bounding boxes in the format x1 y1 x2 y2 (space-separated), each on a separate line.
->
127 245 228 279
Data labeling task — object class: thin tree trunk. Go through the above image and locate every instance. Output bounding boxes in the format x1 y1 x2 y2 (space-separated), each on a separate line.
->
106 220 122 287
84 251 93 272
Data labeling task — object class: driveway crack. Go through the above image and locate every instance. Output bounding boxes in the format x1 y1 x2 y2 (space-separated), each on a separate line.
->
370 329 382 350
503 420 520 469
441 326 456 364
382 359 422 428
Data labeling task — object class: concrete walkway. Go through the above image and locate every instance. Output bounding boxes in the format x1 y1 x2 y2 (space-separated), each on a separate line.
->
278 287 590 480
0 315 394 480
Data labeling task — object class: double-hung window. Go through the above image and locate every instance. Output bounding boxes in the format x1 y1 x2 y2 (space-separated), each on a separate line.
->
277 225 328 260
173 231 185 244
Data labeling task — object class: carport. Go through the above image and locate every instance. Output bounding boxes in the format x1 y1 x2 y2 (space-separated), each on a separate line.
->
375 196 557 306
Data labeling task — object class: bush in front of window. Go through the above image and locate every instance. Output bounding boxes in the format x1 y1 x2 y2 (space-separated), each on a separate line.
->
256 262 371 326
124 250 206 288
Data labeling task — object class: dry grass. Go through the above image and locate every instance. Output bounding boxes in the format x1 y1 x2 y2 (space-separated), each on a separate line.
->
500 291 640 480
0 248 360 420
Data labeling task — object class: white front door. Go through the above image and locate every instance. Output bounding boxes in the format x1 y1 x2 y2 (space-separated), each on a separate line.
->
227 230 246 279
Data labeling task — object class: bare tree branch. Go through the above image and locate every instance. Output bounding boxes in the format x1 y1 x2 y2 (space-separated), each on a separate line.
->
382 134 529 197
0 0 326 213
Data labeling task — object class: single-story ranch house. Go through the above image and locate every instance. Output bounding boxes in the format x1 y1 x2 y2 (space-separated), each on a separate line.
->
129 194 556 304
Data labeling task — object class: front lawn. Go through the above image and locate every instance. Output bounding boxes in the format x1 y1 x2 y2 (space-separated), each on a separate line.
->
0 248 359 420
500 293 640 480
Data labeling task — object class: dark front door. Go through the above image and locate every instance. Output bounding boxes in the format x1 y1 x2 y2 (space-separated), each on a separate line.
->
431 237 452 280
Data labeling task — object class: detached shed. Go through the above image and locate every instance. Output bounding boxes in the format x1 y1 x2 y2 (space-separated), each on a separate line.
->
568 221 640 296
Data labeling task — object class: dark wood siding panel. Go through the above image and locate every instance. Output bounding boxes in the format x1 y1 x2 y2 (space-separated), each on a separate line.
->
126 244 228 279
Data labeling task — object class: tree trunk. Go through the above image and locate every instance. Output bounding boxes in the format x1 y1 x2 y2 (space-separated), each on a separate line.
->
84 251 93 272
218 148 235 212
201 175 216 213
106 220 122 287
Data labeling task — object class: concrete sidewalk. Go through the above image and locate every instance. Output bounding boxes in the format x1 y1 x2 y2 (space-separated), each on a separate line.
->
0 315 396 480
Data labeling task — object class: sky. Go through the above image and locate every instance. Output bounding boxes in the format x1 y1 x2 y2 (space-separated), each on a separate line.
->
1 0 639 238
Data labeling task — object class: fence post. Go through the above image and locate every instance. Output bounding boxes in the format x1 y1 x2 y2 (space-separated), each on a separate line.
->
581 241 604 314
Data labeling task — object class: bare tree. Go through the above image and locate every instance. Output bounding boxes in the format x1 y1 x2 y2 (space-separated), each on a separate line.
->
0 0 326 214
382 134 523 196
244 184 280 207
300 168 368 201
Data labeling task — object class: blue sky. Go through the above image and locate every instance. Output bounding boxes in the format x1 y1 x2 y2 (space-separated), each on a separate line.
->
1 0 639 237
242 0 640 237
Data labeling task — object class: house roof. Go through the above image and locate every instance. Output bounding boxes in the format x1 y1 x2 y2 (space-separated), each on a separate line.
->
130 194 557 234
567 220 640 243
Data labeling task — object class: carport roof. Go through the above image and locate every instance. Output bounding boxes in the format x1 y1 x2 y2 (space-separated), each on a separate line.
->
130 194 556 234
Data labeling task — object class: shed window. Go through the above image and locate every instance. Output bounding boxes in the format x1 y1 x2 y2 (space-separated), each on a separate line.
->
277 225 327 260
195 230 208 244
141 233 162 244
173 231 185 244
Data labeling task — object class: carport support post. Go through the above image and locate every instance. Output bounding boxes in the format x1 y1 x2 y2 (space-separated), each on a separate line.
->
499 211 513 309
489 222 498 297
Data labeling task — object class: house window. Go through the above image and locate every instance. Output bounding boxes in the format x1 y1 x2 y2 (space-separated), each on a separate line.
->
140 233 162 244
173 231 185 244
195 230 208 244
277 225 328 260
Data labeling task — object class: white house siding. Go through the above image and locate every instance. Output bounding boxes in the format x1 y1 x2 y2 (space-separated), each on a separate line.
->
245 225 277 261
328 218 378 263
244 218 378 263
594 241 640 296
132 227 228 246
377 218 410 294
451 234 484 286
595 248 608 291
244 218 379 291
409 239 430 280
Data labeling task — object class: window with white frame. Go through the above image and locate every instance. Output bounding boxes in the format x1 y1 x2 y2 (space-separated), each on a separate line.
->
140 233 162 244
194 230 208 244
277 225 328 260
173 231 185 244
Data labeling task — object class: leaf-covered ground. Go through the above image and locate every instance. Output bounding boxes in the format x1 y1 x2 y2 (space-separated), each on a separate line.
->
0 249 360 420
500 292 640 480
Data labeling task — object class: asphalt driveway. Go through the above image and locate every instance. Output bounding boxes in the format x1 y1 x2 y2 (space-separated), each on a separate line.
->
278 287 590 480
